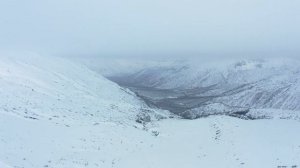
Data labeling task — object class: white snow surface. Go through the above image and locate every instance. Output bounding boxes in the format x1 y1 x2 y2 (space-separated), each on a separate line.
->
0 53 152 125
0 161 12 168
1 112 300 168
1 54 300 168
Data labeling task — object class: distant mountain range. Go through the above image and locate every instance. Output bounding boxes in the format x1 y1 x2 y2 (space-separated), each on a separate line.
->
108 58 300 118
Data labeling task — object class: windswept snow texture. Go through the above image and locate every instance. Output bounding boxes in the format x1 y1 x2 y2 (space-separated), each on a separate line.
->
109 58 300 118
1 55 300 168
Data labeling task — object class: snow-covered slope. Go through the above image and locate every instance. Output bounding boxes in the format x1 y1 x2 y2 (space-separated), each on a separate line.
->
0 53 167 167
2 112 300 168
1 54 300 168
109 58 300 112
120 116 300 168
115 58 299 88
0 53 168 125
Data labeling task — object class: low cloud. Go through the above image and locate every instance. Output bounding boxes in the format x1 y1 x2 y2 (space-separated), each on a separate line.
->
0 0 299 59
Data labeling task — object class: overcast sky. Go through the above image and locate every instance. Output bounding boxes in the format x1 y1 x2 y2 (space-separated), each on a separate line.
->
0 0 299 59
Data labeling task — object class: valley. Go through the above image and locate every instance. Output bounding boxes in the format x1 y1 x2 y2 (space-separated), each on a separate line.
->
107 59 300 120
1 55 300 168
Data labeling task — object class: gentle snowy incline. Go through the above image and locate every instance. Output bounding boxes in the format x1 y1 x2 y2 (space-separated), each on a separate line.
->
120 116 300 168
0 110 150 168
2 112 300 168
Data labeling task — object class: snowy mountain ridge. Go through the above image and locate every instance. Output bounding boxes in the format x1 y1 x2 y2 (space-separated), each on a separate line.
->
119 58 300 89
108 58 300 117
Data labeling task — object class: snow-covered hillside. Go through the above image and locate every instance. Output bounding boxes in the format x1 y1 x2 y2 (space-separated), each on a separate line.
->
1 54 300 168
109 58 300 113
0 53 169 125
112 58 299 89
2 112 300 168
0 53 169 167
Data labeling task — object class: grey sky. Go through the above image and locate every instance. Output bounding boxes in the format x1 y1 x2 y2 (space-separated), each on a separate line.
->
0 0 299 58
